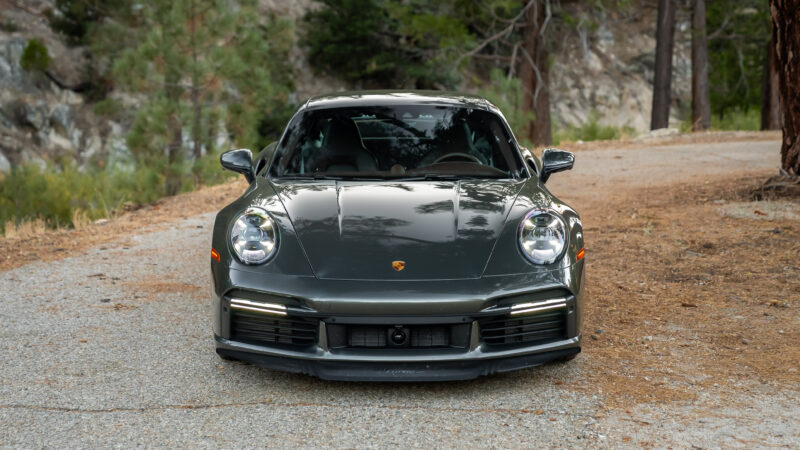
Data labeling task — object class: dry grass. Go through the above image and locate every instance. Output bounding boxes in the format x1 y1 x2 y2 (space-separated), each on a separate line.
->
70 209 92 231
572 174 799 407
3 218 48 239
0 178 248 271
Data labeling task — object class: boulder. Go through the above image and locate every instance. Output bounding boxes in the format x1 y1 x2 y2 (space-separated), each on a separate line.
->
0 38 40 95
10 99 48 130
49 103 72 135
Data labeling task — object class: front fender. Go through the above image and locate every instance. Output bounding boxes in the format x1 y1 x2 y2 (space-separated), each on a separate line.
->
483 179 583 276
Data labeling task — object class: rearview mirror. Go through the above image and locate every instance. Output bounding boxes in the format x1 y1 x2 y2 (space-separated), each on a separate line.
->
540 148 574 183
221 148 255 183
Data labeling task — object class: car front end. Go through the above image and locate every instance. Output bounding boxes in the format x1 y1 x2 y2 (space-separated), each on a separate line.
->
211 91 584 381
212 270 583 382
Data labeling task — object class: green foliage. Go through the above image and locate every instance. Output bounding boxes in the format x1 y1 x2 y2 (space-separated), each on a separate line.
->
192 149 236 187
553 112 635 144
107 0 294 195
476 69 534 147
710 107 761 131
707 0 770 119
304 0 471 88
0 156 233 233
91 98 124 120
47 0 106 45
20 39 51 72
0 17 19 32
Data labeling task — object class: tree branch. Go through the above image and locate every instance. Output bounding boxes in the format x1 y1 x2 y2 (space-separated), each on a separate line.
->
457 0 537 64
707 11 731 40
519 46 544 106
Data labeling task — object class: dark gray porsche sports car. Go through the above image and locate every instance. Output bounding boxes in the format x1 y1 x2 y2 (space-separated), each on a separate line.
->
210 91 584 381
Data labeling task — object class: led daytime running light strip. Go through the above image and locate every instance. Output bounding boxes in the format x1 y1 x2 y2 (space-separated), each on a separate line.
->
510 297 567 315
230 298 287 316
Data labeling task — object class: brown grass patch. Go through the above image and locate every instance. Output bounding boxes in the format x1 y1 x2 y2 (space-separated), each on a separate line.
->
3 218 48 239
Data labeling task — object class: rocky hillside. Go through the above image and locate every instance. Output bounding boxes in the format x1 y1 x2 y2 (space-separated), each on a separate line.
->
0 0 690 173
0 0 135 174
550 4 691 132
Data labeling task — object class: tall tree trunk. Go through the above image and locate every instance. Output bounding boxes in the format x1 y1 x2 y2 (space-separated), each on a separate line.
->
519 0 552 146
190 0 202 161
651 0 676 130
770 0 800 175
165 67 183 196
691 0 710 131
761 38 782 130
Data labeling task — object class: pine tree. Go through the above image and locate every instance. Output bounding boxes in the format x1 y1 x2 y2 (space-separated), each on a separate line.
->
110 0 294 195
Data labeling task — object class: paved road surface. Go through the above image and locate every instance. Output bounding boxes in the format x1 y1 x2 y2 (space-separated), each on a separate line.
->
1 140 796 447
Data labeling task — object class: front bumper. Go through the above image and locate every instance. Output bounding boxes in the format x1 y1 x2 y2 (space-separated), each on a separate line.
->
212 262 585 381
215 335 580 381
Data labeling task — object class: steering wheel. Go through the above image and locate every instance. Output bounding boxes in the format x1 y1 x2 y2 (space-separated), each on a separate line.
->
433 152 482 164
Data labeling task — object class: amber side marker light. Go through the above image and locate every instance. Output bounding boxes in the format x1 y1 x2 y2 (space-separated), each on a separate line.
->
211 248 220 262
576 247 585 261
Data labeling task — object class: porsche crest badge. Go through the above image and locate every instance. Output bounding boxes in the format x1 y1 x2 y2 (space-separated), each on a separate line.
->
392 260 406 271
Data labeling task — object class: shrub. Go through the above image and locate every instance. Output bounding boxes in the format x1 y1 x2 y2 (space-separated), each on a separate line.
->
20 39 51 72
710 108 761 131
0 18 19 32
0 154 232 235
554 112 635 144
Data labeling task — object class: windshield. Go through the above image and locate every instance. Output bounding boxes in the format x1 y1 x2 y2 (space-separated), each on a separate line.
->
270 105 523 179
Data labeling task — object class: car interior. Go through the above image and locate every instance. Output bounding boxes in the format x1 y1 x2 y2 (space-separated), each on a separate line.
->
274 107 523 178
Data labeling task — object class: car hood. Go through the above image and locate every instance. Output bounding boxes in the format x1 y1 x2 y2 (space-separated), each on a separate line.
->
272 179 525 280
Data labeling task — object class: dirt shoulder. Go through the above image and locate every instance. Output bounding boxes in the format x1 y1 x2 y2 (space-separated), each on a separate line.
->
554 129 782 152
572 173 798 410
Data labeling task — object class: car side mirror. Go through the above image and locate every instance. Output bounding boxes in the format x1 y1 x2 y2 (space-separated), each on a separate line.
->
221 148 255 183
540 148 574 183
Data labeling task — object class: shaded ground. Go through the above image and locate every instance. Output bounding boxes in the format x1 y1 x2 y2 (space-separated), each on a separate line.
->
1 138 797 447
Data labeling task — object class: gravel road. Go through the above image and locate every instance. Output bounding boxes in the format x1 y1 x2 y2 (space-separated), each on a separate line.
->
1 139 797 447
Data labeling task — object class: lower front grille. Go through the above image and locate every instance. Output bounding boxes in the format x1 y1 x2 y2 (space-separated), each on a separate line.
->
230 310 318 348
328 323 470 349
347 325 451 348
478 311 566 347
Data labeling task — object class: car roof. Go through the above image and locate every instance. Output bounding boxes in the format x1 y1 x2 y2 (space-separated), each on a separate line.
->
302 90 496 112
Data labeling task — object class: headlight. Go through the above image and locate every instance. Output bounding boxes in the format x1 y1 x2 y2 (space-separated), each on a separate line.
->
518 209 567 264
230 207 278 264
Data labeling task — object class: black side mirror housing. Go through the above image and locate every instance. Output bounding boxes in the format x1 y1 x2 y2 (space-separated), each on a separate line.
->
221 148 255 183
540 148 574 183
